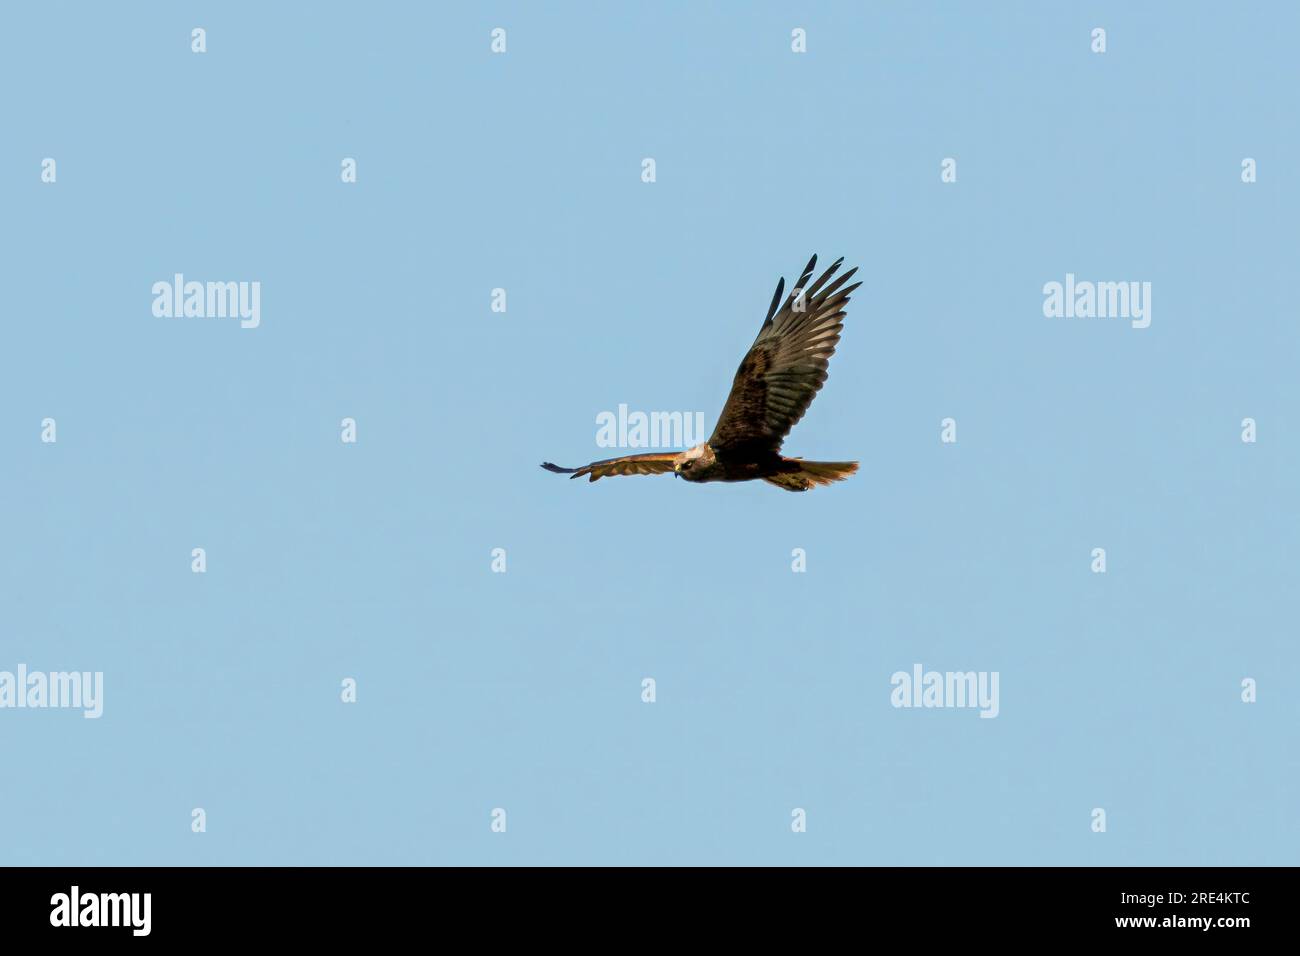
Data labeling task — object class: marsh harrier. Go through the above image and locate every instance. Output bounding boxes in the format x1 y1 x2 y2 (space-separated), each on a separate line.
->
542 254 861 492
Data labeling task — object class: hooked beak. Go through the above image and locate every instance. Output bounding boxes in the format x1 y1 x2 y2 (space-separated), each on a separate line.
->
673 463 681 473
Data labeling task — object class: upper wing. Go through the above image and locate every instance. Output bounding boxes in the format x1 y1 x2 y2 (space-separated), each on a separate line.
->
709 254 861 453
540 452 677 482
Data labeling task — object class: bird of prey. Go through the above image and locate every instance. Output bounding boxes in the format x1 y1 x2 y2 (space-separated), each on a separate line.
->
542 254 861 492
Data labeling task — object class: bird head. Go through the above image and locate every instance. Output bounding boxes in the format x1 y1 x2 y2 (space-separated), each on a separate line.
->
673 443 714 479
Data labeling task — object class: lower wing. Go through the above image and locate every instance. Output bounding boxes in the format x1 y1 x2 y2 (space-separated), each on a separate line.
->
541 452 677 482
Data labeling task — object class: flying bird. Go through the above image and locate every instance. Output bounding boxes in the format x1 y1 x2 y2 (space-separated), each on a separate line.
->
542 255 861 492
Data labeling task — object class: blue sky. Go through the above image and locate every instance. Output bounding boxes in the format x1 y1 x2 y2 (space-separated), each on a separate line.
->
1 2 1295 865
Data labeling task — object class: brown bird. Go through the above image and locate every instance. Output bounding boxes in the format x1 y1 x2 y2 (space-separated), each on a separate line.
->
542 255 861 492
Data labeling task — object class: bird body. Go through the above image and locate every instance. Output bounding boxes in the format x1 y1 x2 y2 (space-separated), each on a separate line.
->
542 254 862 493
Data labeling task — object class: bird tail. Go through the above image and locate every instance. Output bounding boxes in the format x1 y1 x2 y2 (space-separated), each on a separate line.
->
763 458 859 492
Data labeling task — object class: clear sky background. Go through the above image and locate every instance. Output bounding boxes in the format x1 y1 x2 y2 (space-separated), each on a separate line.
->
1 2 1295 865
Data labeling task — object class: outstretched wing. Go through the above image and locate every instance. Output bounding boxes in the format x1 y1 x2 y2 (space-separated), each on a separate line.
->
540 452 677 482
709 255 861 453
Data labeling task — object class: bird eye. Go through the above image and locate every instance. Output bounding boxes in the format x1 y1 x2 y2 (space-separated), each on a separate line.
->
681 460 691 469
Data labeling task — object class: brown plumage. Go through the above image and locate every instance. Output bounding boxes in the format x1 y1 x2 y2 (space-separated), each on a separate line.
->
542 254 861 492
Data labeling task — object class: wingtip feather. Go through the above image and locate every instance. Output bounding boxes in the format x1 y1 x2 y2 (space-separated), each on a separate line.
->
766 276 785 322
